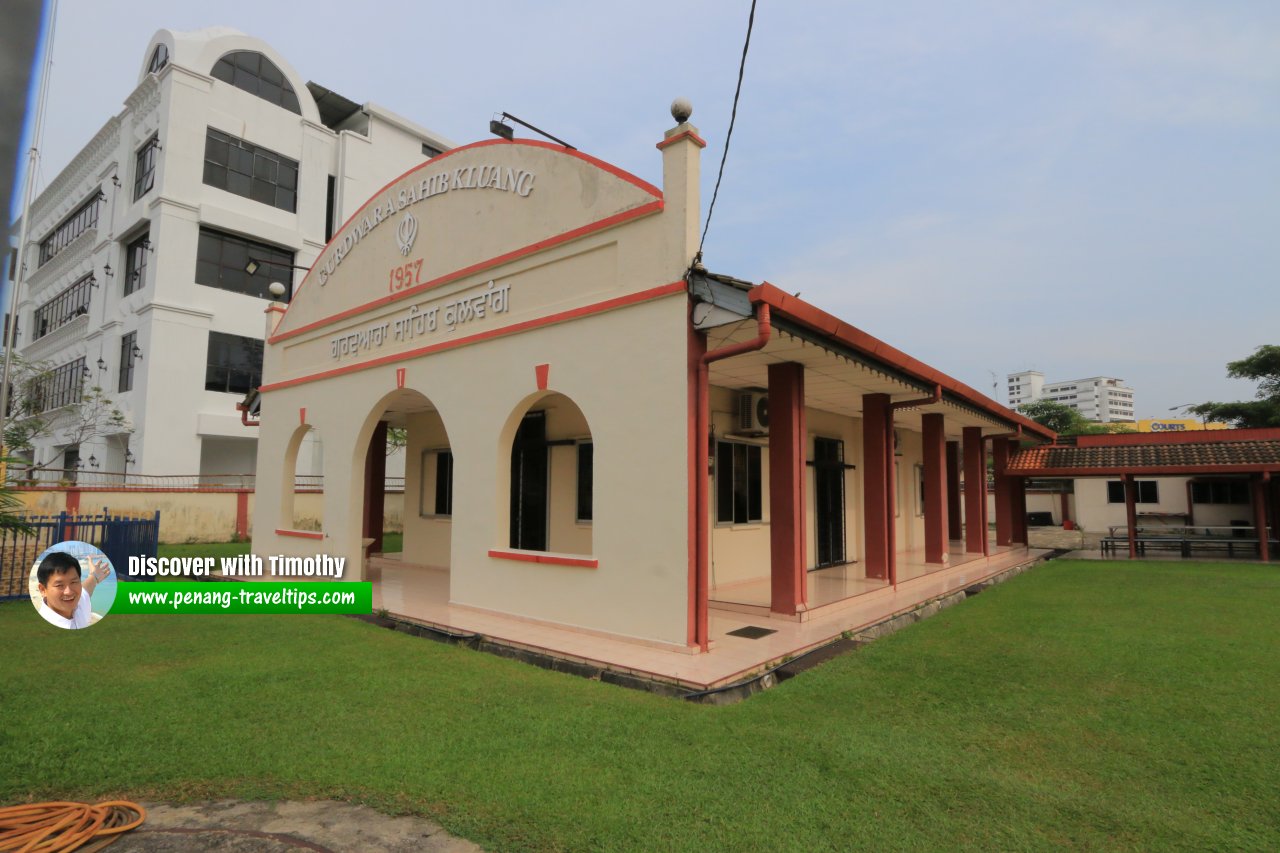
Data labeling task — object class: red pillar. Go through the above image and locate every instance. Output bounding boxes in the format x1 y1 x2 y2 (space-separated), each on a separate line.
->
687 317 706 648
1123 474 1138 559
1270 477 1280 560
992 438 1013 547
1251 474 1270 562
1011 475 1028 545
363 420 388 553
922 414 948 564
769 363 807 614
862 393 892 580
945 441 962 541
235 491 250 540
962 427 986 554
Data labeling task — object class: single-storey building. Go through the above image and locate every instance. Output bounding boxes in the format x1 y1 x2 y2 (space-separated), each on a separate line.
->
249 103 1057 685
1007 429 1279 560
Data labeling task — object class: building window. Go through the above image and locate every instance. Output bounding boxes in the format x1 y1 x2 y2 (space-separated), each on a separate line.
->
422 142 443 158
716 441 762 524
203 128 298 212
29 357 86 412
1191 481 1249 505
33 273 93 340
147 43 169 74
124 231 149 295
38 193 100 266
434 450 453 516
63 446 80 482
210 51 301 114
915 463 926 517
205 332 263 394
134 136 159 200
195 228 295 301
576 442 593 522
1107 480 1159 504
509 412 549 551
895 460 902 518
119 332 136 392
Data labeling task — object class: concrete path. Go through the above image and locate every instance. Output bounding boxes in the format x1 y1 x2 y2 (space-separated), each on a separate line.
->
109 800 484 852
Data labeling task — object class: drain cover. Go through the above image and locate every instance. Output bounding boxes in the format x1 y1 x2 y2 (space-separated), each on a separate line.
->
726 625 777 639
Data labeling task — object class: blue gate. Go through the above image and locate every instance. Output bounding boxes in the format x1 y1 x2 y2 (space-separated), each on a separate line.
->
0 510 161 600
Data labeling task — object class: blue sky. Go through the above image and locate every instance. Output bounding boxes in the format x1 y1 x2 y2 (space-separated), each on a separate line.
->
13 0 1280 417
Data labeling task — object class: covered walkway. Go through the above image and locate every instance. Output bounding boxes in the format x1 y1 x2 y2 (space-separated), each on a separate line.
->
1006 428 1280 561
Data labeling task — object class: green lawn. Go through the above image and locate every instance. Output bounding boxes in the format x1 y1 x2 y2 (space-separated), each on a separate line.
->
2 559 1277 851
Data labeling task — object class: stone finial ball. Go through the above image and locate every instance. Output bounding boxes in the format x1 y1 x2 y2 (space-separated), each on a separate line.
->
670 97 693 124
268 282 286 298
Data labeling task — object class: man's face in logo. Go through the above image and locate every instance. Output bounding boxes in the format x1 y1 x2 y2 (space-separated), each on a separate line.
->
39 568 82 619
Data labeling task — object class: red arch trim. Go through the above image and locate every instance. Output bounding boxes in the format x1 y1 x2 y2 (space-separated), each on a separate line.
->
259 281 686 393
270 199 663 344
271 139 664 338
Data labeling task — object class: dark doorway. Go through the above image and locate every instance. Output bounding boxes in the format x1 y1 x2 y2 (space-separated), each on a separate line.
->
510 412 548 550
814 437 846 568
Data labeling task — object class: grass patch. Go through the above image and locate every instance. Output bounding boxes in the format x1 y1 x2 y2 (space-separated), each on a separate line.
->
2 559 1277 851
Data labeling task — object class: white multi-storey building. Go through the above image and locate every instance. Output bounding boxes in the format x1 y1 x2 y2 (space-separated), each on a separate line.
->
1007 370 1135 423
8 27 452 479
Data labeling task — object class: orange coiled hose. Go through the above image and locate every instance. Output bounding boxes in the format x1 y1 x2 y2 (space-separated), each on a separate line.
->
0 801 145 853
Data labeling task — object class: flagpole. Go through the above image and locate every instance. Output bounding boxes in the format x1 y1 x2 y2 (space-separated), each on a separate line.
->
1 0 60 468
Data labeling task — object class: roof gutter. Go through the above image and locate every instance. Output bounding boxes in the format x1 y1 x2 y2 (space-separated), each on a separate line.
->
236 399 260 428
889 384 942 412
693 304 771 652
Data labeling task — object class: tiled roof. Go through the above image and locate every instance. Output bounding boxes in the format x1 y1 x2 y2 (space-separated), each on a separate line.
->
1008 440 1280 473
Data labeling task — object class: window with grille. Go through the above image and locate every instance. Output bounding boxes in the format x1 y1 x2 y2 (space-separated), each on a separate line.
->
147 43 169 73
1106 481 1159 503
205 332 263 394
119 332 137 392
576 442 593 522
1191 481 1249 505
29 358 86 412
124 231 149 295
203 128 298 212
210 51 301 114
38 194 100 266
134 136 159 200
716 441 762 524
195 227 295 301
33 274 93 340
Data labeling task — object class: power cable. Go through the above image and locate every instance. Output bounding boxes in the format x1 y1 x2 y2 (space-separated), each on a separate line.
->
693 0 758 269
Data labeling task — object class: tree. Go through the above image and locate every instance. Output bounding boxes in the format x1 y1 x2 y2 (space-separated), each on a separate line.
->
1188 345 1280 428
1016 400 1124 436
0 458 34 533
3 356 131 473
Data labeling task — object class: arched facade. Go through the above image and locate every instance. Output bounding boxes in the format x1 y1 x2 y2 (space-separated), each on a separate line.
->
251 115 1054 654
252 133 696 646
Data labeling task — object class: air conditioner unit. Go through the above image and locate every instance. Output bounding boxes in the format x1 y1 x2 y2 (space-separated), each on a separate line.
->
737 392 769 434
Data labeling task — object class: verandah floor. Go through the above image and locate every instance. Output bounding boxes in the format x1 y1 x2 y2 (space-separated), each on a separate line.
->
709 539 1020 611
369 540 1050 691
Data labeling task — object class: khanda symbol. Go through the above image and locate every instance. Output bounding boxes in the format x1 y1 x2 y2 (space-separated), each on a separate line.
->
396 211 418 256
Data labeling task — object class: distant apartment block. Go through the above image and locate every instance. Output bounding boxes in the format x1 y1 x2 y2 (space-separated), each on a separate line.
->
1007 371 1135 423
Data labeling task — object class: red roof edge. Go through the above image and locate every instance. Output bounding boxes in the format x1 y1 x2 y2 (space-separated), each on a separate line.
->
1072 427 1280 447
748 283 1057 442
